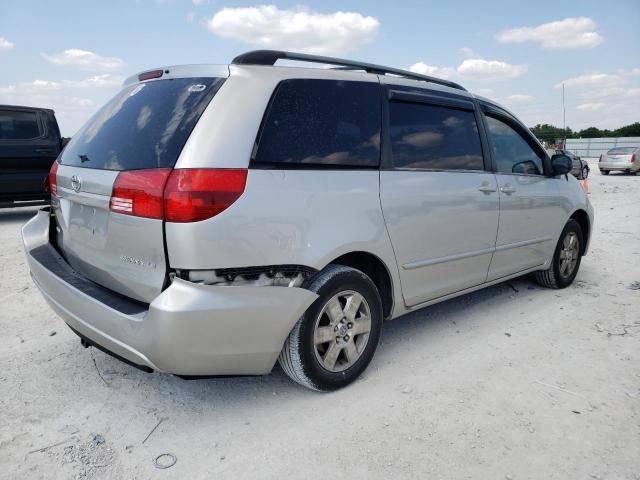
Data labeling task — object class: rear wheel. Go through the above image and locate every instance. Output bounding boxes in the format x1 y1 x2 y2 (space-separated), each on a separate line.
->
278 264 383 391
600 169 610 175
535 219 583 289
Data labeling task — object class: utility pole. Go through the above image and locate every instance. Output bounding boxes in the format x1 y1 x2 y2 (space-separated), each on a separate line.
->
562 83 566 148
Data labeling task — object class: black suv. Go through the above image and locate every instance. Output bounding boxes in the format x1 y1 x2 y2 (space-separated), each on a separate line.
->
0 105 67 207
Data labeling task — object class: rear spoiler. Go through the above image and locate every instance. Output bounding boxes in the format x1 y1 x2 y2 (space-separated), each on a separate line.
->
122 64 230 87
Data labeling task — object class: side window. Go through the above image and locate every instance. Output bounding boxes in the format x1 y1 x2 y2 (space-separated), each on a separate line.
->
0 110 42 140
485 115 544 175
388 101 483 170
253 79 381 167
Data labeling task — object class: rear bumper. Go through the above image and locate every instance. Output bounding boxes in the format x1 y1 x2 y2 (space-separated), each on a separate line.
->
599 161 638 171
22 209 318 375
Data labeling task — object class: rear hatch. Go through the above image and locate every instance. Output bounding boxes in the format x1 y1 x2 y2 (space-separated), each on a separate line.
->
53 72 227 303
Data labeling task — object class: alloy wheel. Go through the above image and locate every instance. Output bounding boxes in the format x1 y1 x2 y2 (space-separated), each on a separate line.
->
313 290 372 373
559 232 579 279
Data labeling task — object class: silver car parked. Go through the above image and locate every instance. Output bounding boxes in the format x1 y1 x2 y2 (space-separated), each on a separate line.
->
22 51 594 391
599 146 639 175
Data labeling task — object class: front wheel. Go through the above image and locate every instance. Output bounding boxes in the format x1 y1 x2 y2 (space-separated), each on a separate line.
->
535 219 584 289
581 165 589 179
278 264 383 391
600 169 610 175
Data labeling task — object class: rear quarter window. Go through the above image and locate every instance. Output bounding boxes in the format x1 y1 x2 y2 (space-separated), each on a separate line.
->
253 79 381 168
388 102 483 170
59 77 225 170
0 110 42 140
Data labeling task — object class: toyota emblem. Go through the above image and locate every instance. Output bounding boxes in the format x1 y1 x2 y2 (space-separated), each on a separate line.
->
70 175 82 193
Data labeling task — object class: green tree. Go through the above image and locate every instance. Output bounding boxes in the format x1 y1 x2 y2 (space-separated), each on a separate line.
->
577 127 601 138
530 122 640 140
616 122 640 137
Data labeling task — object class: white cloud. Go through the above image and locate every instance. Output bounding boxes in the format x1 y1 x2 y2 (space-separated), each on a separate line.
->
459 47 479 59
42 48 126 71
475 88 496 97
577 102 606 110
545 69 640 129
496 17 604 49
75 74 123 88
0 75 123 94
206 5 379 55
409 62 455 79
0 75 124 135
506 94 535 102
0 36 13 50
457 58 527 79
408 56 527 82
631 68 640 76
554 73 622 89
192 0 208 5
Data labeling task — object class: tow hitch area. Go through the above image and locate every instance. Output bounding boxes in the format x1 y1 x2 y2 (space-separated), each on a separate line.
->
69 325 154 373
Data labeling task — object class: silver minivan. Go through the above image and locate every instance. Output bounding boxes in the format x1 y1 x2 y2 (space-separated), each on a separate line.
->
23 51 594 391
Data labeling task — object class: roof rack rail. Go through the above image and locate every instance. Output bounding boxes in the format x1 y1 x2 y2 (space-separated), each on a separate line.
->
231 50 468 92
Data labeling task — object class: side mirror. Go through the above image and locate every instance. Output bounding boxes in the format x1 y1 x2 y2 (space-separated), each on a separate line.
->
551 154 572 176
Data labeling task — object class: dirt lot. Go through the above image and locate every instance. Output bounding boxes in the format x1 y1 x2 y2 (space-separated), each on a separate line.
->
1 169 639 480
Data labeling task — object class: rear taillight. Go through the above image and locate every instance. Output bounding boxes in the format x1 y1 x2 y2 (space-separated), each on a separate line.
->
631 153 636 163
110 169 172 219
46 161 59 196
109 168 247 222
164 169 247 223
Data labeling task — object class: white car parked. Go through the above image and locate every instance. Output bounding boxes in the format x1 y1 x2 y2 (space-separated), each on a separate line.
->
599 146 639 175
23 51 594 390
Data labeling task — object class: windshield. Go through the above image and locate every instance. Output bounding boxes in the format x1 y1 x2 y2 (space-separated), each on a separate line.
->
60 77 225 170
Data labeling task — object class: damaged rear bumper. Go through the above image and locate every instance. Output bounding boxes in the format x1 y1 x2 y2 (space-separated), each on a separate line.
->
22 209 318 375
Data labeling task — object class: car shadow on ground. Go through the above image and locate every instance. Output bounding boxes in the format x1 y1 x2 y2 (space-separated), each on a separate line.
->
0 207 40 224
79 275 537 405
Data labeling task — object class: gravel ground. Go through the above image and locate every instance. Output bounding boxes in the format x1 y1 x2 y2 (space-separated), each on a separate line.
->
1 169 639 480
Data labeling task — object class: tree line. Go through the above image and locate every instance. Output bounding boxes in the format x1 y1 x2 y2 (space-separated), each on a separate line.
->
529 122 640 144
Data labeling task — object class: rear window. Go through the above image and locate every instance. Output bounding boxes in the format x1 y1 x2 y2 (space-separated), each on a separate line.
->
253 79 381 168
389 102 483 170
0 110 41 140
608 147 636 154
60 77 225 170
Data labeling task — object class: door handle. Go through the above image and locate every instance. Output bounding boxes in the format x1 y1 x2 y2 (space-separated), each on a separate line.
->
478 183 497 194
500 185 516 194
35 148 55 154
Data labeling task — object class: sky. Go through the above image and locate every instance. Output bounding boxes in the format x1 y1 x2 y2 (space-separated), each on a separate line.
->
0 0 639 136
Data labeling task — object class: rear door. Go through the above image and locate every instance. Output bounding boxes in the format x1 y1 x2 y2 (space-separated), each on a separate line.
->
54 72 227 303
380 89 499 306
0 108 56 200
480 105 566 280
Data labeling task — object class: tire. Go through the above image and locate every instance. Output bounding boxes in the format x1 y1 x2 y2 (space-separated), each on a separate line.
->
278 264 383 391
600 170 609 175
581 165 589 179
535 219 584 289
